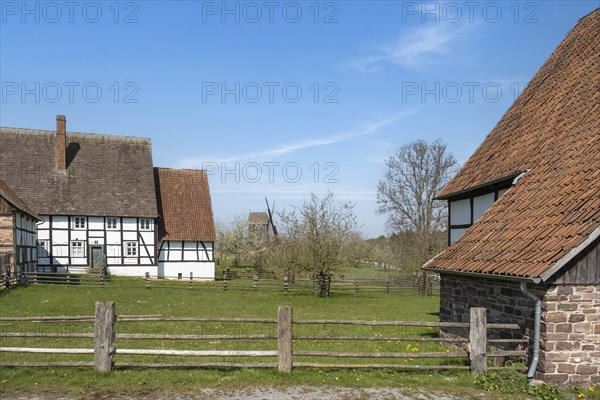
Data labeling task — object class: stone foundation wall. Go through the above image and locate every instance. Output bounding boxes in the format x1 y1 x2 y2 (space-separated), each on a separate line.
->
439 274 538 337
540 285 600 385
440 274 600 386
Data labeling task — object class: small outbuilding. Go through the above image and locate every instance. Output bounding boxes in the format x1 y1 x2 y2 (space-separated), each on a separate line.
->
154 168 216 279
424 10 599 386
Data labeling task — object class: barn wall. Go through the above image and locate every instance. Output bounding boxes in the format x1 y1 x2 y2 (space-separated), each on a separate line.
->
440 274 600 386
439 274 537 342
540 285 600 385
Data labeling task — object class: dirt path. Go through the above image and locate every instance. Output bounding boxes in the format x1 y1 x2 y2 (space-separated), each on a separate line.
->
1 386 507 400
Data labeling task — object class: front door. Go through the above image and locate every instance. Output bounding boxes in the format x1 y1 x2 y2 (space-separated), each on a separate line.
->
90 246 105 269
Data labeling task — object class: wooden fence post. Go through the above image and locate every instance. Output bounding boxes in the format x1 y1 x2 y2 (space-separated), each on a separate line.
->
283 275 289 292
278 306 293 373
189 272 193 290
94 301 116 373
223 273 228 291
253 274 258 291
355 279 359 294
386 277 390 293
145 272 150 289
469 307 487 374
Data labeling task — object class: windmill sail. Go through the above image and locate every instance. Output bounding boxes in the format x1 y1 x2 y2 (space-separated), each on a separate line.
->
265 197 278 236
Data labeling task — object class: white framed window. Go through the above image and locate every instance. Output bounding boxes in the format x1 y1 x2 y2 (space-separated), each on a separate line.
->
124 241 138 257
70 241 85 257
73 217 86 230
139 218 151 230
106 217 119 230
36 240 49 257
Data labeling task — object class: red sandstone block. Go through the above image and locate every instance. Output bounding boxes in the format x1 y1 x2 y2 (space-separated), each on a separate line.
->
546 332 569 341
556 363 576 373
568 314 586 323
557 286 574 295
546 312 568 323
543 373 568 384
558 303 578 311
573 322 591 333
555 323 573 332
576 365 598 375
576 286 594 293
544 352 570 362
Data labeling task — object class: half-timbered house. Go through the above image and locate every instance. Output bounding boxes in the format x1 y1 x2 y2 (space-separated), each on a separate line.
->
423 10 599 386
154 168 216 279
0 179 40 276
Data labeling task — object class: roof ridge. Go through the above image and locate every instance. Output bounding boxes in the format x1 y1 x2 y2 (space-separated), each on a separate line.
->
0 126 151 144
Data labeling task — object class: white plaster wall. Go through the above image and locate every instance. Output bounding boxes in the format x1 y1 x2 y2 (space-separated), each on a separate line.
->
450 228 467 244
159 261 215 280
450 199 470 225
108 265 158 277
473 192 495 222
88 217 104 230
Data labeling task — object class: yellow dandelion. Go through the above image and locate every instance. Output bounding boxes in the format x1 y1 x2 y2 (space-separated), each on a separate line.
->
356 377 360 381
335 377 340 381
588 387 595 392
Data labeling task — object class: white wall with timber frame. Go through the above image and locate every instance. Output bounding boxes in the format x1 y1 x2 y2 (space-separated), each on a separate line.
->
36 215 158 276
448 187 509 245
12 212 38 274
157 240 214 279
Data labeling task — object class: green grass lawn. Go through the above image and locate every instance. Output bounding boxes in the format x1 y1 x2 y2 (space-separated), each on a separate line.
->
0 279 594 400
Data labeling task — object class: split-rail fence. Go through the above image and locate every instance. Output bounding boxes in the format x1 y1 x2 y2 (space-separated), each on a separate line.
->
0 302 526 374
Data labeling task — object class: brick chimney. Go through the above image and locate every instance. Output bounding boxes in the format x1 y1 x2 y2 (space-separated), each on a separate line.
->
56 115 66 170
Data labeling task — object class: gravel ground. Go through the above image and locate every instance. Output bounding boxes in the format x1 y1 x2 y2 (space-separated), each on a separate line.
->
1 386 500 400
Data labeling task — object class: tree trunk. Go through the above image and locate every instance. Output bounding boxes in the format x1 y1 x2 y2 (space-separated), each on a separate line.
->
312 271 331 297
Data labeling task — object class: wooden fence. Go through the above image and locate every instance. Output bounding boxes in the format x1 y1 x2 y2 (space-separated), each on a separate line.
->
0 302 526 374
7 271 439 295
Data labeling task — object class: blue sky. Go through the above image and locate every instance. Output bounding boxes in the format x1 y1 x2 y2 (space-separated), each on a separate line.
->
1 1 598 237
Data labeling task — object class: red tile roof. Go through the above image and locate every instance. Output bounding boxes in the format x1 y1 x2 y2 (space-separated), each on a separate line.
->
424 9 600 280
154 168 216 242
0 179 40 220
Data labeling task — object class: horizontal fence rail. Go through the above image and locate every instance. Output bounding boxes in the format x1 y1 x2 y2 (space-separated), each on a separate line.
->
0 302 527 374
5 271 440 296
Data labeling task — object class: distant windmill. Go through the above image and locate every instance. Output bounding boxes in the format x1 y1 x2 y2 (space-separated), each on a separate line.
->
265 197 278 237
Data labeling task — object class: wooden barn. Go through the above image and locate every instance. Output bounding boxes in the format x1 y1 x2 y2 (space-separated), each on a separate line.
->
0 179 40 276
154 168 216 280
423 10 599 386
0 115 216 279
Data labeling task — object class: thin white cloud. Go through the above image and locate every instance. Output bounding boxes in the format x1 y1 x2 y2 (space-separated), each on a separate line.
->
178 110 416 168
350 15 476 72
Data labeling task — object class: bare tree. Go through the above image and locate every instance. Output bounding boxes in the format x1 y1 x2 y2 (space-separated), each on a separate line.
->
377 139 457 266
277 192 358 297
